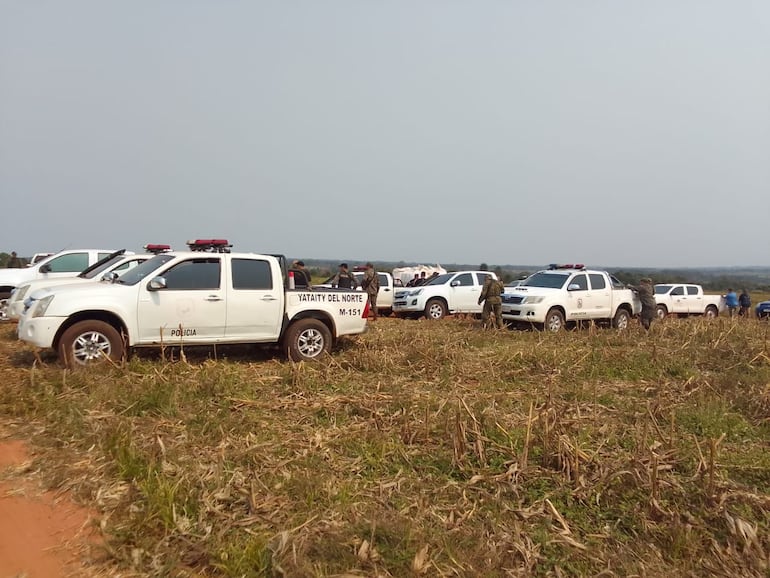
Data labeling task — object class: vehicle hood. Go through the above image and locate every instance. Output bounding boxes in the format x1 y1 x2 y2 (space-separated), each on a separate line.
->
19 277 96 296
28 280 127 301
502 286 564 298
0 268 33 287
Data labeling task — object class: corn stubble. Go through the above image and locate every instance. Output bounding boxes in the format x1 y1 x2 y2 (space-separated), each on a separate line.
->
1 314 770 577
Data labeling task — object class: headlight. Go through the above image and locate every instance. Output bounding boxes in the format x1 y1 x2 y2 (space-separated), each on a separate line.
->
410 289 424 296
12 286 30 302
32 295 55 318
523 296 545 304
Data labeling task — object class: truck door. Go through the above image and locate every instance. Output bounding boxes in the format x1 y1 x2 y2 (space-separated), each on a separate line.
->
378 273 393 308
588 273 611 318
449 273 478 312
686 285 702 314
670 285 687 313
566 273 590 320
137 257 226 343
224 258 283 341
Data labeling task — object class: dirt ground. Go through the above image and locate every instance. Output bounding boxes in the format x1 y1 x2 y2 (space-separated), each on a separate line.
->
0 437 99 578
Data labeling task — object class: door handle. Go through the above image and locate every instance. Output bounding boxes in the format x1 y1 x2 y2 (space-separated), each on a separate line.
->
205 295 223 302
261 296 277 301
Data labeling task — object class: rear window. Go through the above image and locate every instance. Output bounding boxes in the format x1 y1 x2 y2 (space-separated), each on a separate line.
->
589 274 606 290
232 259 273 290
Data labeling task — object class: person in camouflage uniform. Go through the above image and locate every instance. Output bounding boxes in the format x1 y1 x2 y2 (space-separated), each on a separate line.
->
332 263 358 290
628 277 656 330
360 262 380 320
478 275 505 329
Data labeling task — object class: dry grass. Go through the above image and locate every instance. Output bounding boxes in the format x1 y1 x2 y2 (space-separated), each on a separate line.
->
1 313 770 577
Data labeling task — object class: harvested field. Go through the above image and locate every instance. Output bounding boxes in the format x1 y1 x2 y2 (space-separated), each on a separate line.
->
1 315 769 577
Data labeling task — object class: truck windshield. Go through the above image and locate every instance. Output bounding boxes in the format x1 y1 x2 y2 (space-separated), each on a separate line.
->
425 273 453 285
522 272 570 289
79 250 126 279
654 285 672 294
115 255 175 286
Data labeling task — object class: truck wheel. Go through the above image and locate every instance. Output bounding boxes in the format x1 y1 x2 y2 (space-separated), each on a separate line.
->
656 305 668 320
544 308 565 332
0 292 10 322
425 299 447 320
285 318 331 362
58 320 125 367
613 308 631 329
705 305 718 319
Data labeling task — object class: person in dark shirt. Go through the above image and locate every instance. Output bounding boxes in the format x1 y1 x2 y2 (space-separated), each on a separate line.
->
6 251 22 268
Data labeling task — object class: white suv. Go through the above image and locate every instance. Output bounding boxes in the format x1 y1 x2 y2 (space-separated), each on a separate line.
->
393 270 498 319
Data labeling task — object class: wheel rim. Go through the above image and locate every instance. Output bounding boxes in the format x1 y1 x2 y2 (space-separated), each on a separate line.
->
428 303 444 319
0 299 8 322
705 308 716 318
71 331 112 364
547 314 562 331
297 328 325 358
657 308 666 319
616 313 629 329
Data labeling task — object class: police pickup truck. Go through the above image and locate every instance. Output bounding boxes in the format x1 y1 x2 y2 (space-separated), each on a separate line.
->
653 284 723 319
18 240 369 366
501 264 641 331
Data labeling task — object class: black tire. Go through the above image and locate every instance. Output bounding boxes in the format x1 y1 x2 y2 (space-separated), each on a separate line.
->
544 308 565 332
58 320 125 368
656 305 668 320
613 308 631 329
424 299 447 320
704 305 718 319
284 318 332 362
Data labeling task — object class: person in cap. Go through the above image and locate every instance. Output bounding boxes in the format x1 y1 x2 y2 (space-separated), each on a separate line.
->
289 260 311 287
478 274 505 329
360 262 380 320
331 263 358 289
628 277 656 330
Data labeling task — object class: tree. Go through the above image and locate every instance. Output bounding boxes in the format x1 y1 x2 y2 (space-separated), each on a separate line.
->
479 263 488 271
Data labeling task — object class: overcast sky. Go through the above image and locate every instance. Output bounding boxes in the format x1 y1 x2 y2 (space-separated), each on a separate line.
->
1 1 768 268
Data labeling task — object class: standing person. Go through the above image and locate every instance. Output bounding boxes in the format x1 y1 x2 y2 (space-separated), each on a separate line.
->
628 277 656 330
415 271 427 286
6 251 22 268
724 288 738 317
478 275 505 329
289 260 312 287
360 262 380 320
331 263 358 289
738 289 751 317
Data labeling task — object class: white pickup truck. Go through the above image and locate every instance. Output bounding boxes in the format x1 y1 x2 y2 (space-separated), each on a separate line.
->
5 246 174 321
18 240 369 366
392 270 498 320
501 265 641 331
0 249 118 321
653 284 723 319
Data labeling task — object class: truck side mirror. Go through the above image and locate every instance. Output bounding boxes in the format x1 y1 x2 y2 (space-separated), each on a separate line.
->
39 264 51 273
102 271 119 283
148 276 167 291
450 280 460 287
567 284 581 291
